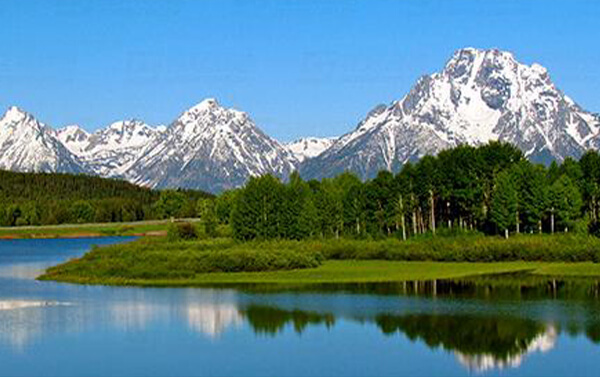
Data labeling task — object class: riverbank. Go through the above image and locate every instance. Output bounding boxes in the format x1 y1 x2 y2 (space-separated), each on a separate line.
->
38 234 600 286
37 259 600 287
0 220 205 239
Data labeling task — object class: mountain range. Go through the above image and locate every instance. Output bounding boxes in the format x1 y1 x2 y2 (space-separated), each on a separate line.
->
1 48 599 192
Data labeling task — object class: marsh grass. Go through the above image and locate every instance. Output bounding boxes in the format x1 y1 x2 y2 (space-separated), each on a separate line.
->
39 233 600 284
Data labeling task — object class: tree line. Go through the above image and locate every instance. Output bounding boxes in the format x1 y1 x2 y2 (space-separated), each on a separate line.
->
0 170 212 226
224 142 600 240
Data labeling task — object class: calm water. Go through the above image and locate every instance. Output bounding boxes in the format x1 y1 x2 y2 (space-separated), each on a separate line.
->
0 238 599 376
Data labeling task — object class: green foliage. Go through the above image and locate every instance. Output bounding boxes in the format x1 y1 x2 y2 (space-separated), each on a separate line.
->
228 142 597 241
197 198 218 237
153 190 188 219
41 238 323 280
0 170 211 227
167 222 199 241
231 175 286 240
490 171 517 235
549 175 583 231
40 234 600 286
70 200 95 224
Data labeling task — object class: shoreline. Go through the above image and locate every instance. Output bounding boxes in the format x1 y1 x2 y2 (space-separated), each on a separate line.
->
39 260 600 287
34 234 600 287
0 230 166 240
0 220 200 239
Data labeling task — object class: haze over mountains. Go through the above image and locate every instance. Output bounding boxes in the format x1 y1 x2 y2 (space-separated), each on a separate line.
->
1 48 599 192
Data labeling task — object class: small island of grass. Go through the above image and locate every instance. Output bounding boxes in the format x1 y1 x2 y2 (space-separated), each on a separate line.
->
38 233 600 286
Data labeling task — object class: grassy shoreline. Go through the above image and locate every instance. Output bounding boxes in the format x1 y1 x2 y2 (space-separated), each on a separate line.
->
38 260 600 287
37 234 600 286
0 220 200 239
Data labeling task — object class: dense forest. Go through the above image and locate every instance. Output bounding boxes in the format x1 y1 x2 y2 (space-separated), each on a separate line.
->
0 170 211 226
222 142 600 240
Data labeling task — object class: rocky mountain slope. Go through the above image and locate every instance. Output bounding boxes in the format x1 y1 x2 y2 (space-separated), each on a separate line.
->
0 107 89 174
58 120 162 177
123 99 298 192
301 48 600 180
3 48 600 190
285 137 335 162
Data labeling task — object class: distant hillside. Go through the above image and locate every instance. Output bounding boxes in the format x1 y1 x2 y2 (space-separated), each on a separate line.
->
0 170 212 226
0 170 159 202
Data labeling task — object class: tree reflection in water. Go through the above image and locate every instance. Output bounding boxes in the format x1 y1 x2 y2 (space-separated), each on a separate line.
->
1 276 600 373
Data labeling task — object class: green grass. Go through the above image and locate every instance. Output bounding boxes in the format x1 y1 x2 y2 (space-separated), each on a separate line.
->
39 260 600 287
38 234 600 287
0 220 199 239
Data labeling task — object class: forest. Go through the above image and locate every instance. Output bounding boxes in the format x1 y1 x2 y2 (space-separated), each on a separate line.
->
224 142 600 241
0 170 211 226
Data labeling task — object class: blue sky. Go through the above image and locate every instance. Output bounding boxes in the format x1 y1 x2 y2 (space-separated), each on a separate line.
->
1 0 598 141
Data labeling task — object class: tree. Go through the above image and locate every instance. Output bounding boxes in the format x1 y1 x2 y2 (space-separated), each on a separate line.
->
548 175 583 232
490 171 518 238
281 172 312 239
21 202 41 226
197 198 218 237
153 190 187 219
70 201 95 224
215 190 238 224
342 175 366 236
412 155 442 233
511 162 548 233
231 175 285 240
580 151 600 224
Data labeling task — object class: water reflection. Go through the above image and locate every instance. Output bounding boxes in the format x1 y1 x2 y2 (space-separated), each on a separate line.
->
0 236 600 375
375 313 556 373
455 326 557 372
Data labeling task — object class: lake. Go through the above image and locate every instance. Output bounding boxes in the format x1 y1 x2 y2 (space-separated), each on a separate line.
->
0 238 599 376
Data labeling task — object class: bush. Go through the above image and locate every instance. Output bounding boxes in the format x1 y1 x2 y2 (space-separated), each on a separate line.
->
311 234 600 263
167 222 199 241
41 237 324 281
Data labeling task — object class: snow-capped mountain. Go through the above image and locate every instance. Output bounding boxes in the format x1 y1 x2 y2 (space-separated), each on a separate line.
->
0 107 89 174
56 125 90 155
3 48 600 190
301 48 600 180
59 120 162 177
123 99 298 192
285 137 335 162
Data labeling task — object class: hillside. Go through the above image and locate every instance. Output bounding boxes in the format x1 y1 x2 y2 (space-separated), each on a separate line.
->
0 170 211 226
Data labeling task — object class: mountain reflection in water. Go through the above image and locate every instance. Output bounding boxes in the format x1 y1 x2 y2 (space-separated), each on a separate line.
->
1 271 599 374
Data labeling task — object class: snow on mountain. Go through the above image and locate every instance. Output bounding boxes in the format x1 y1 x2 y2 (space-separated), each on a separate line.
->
56 125 90 155
0 107 89 174
124 99 298 193
73 120 162 177
285 137 335 162
3 48 600 190
301 48 600 180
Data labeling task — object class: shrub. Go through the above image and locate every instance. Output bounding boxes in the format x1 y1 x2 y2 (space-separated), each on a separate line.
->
167 222 199 241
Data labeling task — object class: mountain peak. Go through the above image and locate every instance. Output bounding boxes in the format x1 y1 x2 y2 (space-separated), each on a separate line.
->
301 47 600 180
2 106 28 124
189 98 220 113
107 119 148 132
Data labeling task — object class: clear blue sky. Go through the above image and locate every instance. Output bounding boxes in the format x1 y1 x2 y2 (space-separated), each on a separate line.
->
1 0 598 141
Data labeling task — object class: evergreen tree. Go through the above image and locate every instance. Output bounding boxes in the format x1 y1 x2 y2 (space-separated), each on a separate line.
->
70 201 95 224
153 190 188 219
